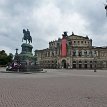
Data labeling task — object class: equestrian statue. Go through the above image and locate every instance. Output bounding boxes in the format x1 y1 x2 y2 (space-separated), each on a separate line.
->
22 29 32 44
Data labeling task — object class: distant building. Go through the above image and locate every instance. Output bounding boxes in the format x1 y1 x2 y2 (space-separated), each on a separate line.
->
35 32 107 69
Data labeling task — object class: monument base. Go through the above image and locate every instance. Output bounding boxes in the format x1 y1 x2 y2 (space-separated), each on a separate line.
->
18 43 42 72
6 29 43 72
14 43 42 72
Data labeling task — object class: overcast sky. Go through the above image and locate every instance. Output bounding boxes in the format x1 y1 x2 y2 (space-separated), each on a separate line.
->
0 0 107 55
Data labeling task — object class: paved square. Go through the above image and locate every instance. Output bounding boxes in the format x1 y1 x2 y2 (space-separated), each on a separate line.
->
0 68 107 107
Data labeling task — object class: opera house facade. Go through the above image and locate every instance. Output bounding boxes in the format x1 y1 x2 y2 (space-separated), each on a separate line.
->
35 32 107 69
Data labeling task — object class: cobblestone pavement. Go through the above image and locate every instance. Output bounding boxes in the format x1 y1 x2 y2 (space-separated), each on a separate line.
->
0 68 107 107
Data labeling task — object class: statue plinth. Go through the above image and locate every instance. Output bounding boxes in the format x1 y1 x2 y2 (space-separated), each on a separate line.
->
18 43 42 72
21 43 33 54
19 43 33 62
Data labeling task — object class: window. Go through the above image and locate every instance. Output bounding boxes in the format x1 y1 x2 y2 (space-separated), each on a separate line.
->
78 41 80 44
52 51 54 56
79 51 82 56
69 42 71 45
73 51 76 56
89 51 92 55
48 52 50 57
57 43 59 47
84 50 87 56
90 61 92 63
85 61 87 63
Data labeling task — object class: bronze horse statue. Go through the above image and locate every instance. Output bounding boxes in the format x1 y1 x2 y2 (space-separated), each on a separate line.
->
22 29 32 44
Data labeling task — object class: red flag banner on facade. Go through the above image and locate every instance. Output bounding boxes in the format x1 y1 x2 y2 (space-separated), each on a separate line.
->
61 38 67 57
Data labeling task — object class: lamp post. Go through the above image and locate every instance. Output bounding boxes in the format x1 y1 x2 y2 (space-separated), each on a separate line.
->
15 48 20 72
69 46 73 69
94 51 97 72
70 46 71 69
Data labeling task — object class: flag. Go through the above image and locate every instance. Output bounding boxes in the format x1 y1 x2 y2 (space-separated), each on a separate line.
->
61 38 67 57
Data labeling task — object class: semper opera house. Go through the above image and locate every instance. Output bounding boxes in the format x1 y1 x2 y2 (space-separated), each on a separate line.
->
35 32 107 69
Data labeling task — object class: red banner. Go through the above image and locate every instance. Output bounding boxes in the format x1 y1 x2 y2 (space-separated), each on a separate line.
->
61 38 67 57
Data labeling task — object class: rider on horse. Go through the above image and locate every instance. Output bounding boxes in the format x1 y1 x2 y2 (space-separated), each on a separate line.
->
22 29 32 44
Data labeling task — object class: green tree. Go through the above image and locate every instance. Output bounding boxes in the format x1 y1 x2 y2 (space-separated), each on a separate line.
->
0 50 13 66
7 53 13 63
0 50 8 65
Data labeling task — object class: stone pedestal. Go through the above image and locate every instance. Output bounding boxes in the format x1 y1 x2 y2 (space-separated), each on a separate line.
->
18 43 42 72
19 43 34 62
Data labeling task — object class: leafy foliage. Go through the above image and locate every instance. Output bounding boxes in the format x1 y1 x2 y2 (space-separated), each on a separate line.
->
0 50 13 66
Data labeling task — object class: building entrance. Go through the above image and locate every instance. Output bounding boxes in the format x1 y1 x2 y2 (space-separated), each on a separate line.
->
62 59 66 68
79 64 82 68
73 64 76 68
85 64 87 68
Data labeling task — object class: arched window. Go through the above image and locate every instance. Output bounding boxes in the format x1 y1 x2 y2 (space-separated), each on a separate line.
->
79 61 82 63
73 61 76 63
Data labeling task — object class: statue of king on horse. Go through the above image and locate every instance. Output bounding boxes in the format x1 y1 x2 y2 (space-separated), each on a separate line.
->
22 29 32 44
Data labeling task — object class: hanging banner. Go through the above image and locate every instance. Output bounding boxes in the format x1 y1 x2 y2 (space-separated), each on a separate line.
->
61 38 67 57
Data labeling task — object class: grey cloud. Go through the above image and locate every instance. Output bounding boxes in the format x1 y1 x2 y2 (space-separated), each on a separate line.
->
0 0 42 21
56 0 107 36
0 32 9 37
0 0 107 54
72 0 107 34
55 0 73 13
